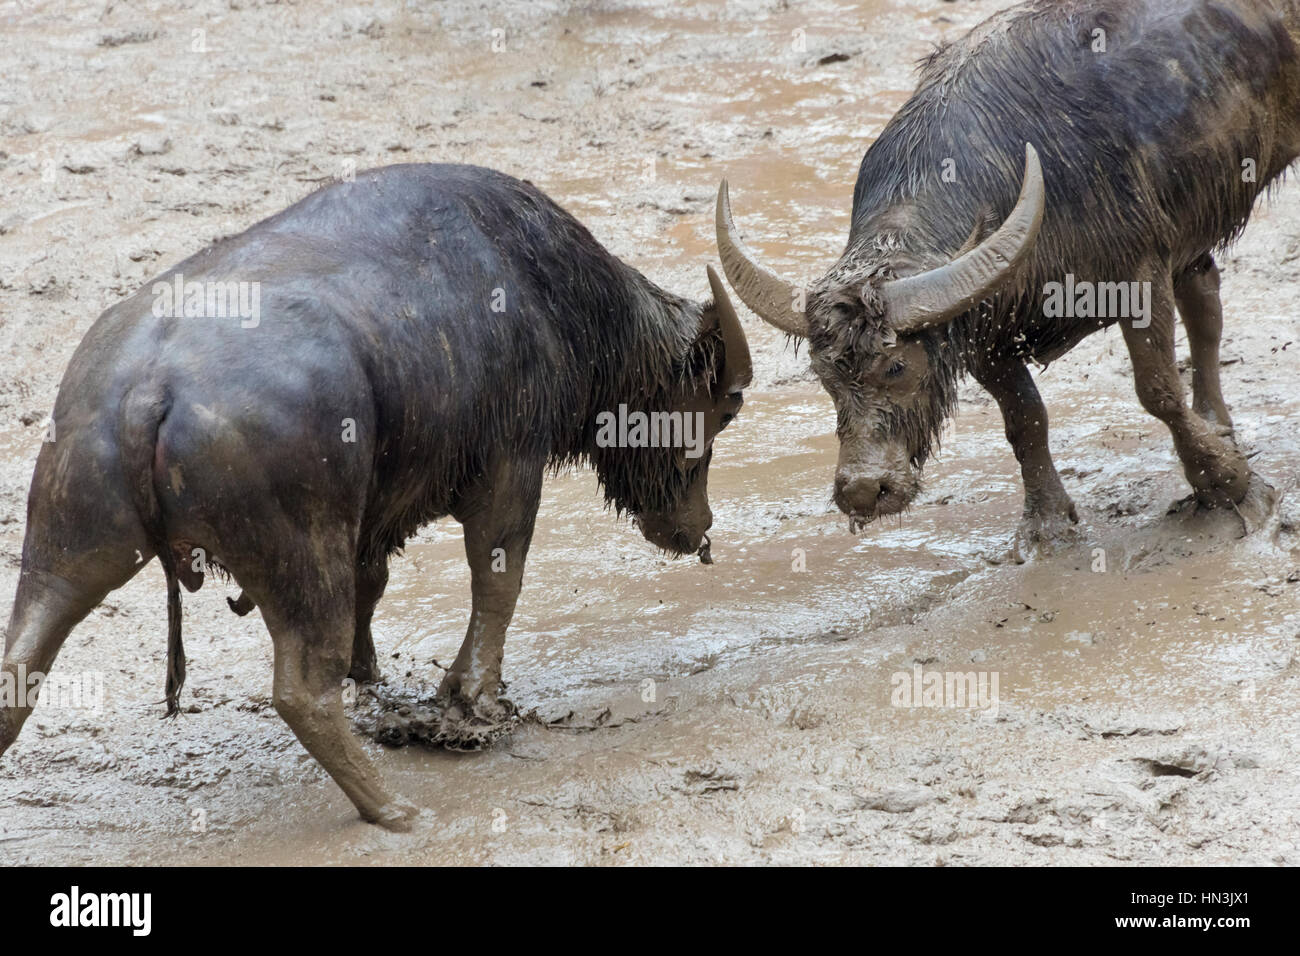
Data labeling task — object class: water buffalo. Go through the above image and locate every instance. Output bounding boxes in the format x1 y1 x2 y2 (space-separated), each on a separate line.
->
718 0 1299 556
0 164 751 830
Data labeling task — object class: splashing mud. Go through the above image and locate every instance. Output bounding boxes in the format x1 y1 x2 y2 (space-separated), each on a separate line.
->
0 0 1297 864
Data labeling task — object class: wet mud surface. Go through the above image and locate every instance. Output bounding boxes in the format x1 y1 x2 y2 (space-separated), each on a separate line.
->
1 0 1298 864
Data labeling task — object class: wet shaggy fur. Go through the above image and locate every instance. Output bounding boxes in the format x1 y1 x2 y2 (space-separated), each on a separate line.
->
43 164 726 713
813 0 1300 455
308 165 727 562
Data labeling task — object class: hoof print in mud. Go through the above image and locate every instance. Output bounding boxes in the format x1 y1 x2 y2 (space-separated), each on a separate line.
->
373 695 518 752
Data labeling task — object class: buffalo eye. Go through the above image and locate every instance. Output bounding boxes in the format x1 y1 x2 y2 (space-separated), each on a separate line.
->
885 359 906 379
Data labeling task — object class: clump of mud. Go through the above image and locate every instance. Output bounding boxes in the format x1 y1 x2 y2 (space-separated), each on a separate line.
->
357 682 519 752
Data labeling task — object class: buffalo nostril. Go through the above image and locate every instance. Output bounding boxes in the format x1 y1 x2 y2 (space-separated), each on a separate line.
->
839 476 882 514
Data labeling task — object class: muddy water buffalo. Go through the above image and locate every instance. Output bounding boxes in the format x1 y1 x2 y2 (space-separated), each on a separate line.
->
718 0 1299 556
0 164 751 829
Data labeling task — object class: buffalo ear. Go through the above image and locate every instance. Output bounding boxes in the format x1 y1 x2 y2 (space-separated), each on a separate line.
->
952 205 994 259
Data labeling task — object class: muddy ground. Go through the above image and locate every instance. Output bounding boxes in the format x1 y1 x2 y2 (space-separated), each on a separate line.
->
0 0 1297 865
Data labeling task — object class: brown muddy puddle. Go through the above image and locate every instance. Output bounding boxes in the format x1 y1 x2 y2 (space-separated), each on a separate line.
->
380 378 1297 726
381 386 975 712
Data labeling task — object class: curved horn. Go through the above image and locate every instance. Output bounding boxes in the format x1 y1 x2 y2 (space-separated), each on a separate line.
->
880 143 1046 333
706 264 752 390
715 179 809 338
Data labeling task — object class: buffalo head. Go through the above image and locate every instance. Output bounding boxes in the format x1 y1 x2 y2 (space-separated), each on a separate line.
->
715 144 1044 529
598 266 751 560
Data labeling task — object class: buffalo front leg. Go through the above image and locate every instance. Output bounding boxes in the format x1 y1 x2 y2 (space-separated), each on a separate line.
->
973 360 1078 560
348 558 387 685
436 463 542 749
1173 255 1233 432
1122 274 1269 519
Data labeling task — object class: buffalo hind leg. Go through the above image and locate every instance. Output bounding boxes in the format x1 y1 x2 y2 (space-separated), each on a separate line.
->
1122 273 1271 523
259 552 416 830
3 425 153 756
973 361 1078 560
2 569 120 755
1173 255 1234 432
436 461 542 749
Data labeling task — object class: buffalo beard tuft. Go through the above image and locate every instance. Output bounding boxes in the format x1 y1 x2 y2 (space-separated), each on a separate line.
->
588 327 722 520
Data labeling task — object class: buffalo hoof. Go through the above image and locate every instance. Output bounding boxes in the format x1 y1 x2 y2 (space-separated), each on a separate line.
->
366 797 421 832
1231 472 1277 536
434 692 518 752
1011 503 1079 564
